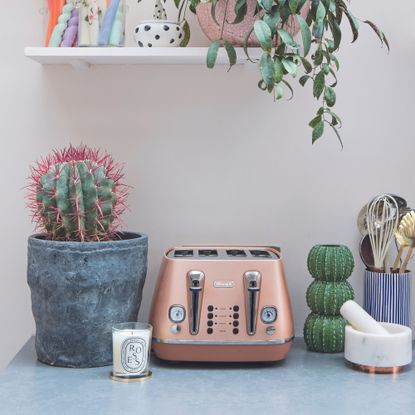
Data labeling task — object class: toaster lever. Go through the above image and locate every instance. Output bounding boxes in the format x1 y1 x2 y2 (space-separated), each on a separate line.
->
187 271 205 335
244 271 261 336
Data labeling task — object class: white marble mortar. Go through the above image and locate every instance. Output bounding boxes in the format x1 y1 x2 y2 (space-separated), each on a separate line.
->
345 323 412 368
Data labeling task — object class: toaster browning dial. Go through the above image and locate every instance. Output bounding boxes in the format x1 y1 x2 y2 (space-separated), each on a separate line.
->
169 305 186 323
261 306 277 324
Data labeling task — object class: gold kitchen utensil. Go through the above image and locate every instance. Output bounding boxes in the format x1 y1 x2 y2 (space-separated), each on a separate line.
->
391 229 410 272
398 211 415 273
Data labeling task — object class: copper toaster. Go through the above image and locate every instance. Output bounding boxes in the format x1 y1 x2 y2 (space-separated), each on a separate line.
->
149 246 294 362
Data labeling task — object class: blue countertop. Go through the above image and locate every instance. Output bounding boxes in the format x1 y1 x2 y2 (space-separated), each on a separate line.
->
0 337 414 415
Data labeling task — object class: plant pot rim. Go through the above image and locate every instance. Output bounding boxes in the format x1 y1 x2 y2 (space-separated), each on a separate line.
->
28 232 148 250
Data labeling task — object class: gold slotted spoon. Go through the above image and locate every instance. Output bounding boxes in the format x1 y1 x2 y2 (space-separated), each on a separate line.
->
392 228 411 272
397 211 415 273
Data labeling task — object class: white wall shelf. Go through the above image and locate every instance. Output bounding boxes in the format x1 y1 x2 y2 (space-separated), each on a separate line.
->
24 47 261 69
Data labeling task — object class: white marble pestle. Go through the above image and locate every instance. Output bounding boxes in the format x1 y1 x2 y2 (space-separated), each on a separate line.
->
340 300 390 335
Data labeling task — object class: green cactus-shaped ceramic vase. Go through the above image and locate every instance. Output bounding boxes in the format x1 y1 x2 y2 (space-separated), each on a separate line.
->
307 244 354 282
303 314 347 353
306 281 354 316
304 244 355 353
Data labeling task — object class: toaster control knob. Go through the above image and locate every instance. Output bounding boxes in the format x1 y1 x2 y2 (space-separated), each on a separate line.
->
170 324 181 334
266 326 276 335
261 306 277 324
169 305 186 323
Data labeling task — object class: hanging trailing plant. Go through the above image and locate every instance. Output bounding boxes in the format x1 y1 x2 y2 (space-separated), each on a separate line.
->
176 0 389 147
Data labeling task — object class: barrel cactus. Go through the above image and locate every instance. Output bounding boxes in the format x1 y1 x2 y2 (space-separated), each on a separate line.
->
306 281 354 316
304 244 354 352
307 245 355 282
303 314 347 353
27 145 128 242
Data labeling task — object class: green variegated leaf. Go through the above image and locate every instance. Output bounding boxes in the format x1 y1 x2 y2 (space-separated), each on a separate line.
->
254 20 272 51
344 9 360 42
282 79 294 99
364 20 390 52
207 40 220 68
277 29 299 49
276 85 284 100
329 68 338 87
313 71 325 98
312 121 325 143
314 47 323 65
260 52 275 92
299 75 311 86
324 86 336 107
264 8 281 34
316 1 326 21
180 20 191 47
258 0 273 12
322 63 330 74
309 115 321 128
274 58 284 82
297 15 311 56
328 13 341 50
224 41 237 68
229 0 248 24
330 53 339 70
282 58 297 76
289 0 299 13
243 27 255 61
211 0 219 25
301 57 313 73
327 109 342 127
313 20 324 38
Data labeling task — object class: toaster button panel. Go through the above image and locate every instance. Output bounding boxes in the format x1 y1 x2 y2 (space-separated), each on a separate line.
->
261 306 277 324
205 305 240 335
169 305 186 323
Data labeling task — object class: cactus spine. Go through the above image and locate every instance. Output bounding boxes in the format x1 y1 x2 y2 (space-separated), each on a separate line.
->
304 245 355 353
28 145 128 242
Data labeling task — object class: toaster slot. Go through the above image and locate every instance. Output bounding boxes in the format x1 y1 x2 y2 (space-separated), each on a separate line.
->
187 271 205 335
249 250 271 258
226 249 247 257
243 271 261 336
198 249 218 257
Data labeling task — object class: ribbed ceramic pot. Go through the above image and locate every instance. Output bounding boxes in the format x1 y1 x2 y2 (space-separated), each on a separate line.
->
363 270 411 327
196 0 310 46
27 232 148 368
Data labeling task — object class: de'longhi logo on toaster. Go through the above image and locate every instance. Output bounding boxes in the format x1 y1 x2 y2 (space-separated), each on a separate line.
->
213 280 235 288
121 337 147 373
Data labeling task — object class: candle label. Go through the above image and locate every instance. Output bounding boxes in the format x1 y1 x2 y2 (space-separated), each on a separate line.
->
121 337 147 373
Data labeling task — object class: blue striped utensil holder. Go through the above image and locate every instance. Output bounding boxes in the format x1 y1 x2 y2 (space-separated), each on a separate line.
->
363 270 411 327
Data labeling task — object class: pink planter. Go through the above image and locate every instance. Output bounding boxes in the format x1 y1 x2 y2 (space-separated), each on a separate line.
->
196 0 310 46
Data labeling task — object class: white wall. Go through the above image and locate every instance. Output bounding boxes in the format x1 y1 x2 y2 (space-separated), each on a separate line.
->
1 0 414 368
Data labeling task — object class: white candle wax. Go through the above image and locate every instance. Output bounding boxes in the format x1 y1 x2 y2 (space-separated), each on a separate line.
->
340 300 390 335
112 327 151 376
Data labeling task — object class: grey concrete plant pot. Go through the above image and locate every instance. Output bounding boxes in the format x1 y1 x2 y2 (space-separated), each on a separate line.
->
27 232 148 368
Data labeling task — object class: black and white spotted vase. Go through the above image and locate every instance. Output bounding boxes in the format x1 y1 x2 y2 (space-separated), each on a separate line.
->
363 270 411 327
134 20 184 47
